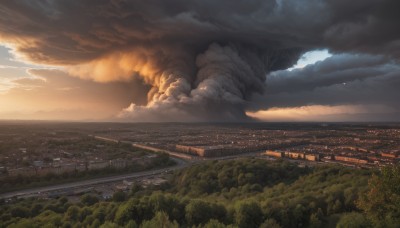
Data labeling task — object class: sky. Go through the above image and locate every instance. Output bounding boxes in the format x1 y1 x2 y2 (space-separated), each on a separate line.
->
0 0 399 122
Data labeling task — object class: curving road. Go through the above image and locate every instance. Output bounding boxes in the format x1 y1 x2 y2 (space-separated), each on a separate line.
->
0 157 188 200
0 135 267 200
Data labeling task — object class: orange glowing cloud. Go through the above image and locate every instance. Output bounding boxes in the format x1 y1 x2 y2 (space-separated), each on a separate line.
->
67 50 160 83
246 105 395 122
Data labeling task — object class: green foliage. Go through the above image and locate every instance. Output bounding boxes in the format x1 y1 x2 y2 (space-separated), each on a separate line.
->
115 198 153 225
130 183 143 196
148 193 186 223
125 220 138 228
10 206 30 218
203 219 238 228
99 221 119 228
80 194 99 206
2 159 398 228
140 211 178 228
357 165 400 227
308 213 322 228
65 206 80 221
113 191 127 202
185 200 226 226
170 159 307 198
336 212 371 228
260 218 281 228
234 201 263 228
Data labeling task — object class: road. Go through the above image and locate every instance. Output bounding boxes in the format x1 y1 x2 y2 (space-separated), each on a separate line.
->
0 136 269 200
130 143 196 160
1 146 329 200
0 157 188 200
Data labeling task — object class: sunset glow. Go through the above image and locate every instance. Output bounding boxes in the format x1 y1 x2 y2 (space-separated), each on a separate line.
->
0 1 399 121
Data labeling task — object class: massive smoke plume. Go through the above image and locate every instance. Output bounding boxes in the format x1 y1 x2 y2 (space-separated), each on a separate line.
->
0 0 399 121
113 43 300 121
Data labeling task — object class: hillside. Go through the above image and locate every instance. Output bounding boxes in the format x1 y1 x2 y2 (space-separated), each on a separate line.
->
1 159 399 228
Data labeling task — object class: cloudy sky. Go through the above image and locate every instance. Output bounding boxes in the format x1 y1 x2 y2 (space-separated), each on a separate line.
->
0 0 399 122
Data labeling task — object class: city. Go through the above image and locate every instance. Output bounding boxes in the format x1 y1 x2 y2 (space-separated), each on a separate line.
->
1 0 400 227
1 122 399 202
95 122 400 167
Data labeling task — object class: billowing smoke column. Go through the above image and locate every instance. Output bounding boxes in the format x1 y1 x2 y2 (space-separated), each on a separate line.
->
67 42 298 121
0 0 398 121
115 43 299 121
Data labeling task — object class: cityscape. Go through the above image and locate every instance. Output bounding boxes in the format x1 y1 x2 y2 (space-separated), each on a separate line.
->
1 0 400 227
1 122 399 202
1 122 399 227
96 122 400 167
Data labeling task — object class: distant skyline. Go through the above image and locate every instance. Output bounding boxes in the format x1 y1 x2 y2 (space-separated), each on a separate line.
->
0 1 399 122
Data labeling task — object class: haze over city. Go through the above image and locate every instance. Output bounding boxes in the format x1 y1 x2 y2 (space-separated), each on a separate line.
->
0 0 399 122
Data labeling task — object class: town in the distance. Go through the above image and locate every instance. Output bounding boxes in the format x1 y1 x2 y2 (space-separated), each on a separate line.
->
1 122 399 200
1 121 400 227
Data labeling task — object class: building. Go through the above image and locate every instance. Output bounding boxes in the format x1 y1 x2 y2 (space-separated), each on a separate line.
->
305 154 320 161
381 152 399 159
175 144 241 157
265 150 283 158
265 150 320 161
334 156 368 164
284 151 305 159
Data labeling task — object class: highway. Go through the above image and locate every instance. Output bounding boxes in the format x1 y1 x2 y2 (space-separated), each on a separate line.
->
0 157 188 200
130 143 196 160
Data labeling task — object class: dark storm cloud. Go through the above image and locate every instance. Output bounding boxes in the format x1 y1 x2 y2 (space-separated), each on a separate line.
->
0 0 399 121
324 0 400 57
251 54 400 110
1 0 399 63
266 54 394 94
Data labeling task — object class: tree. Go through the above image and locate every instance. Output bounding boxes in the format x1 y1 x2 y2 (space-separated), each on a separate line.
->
39 211 63 227
91 219 101 228
260 218 281 228
292 204 306 226
93 207 106 223
79 206 92 222
185 200 212 226
59 197 68 205
125 220 138 228
234 202 263 228
115 198 152 225
185 200 226 226
113 191 127 202
357 165 400 226
30 203 44 217
336 212 371 228
65 206 80 221
130 183 143 196
148 193 185 223
80 194 99 206
308 213 322 228
7 219 35 228
99 221 119 228
203 219 226 228
10 206 30 218
115 201 133 225
141 212 178 228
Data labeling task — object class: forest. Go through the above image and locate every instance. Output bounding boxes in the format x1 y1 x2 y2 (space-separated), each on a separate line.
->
1 159 399 228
